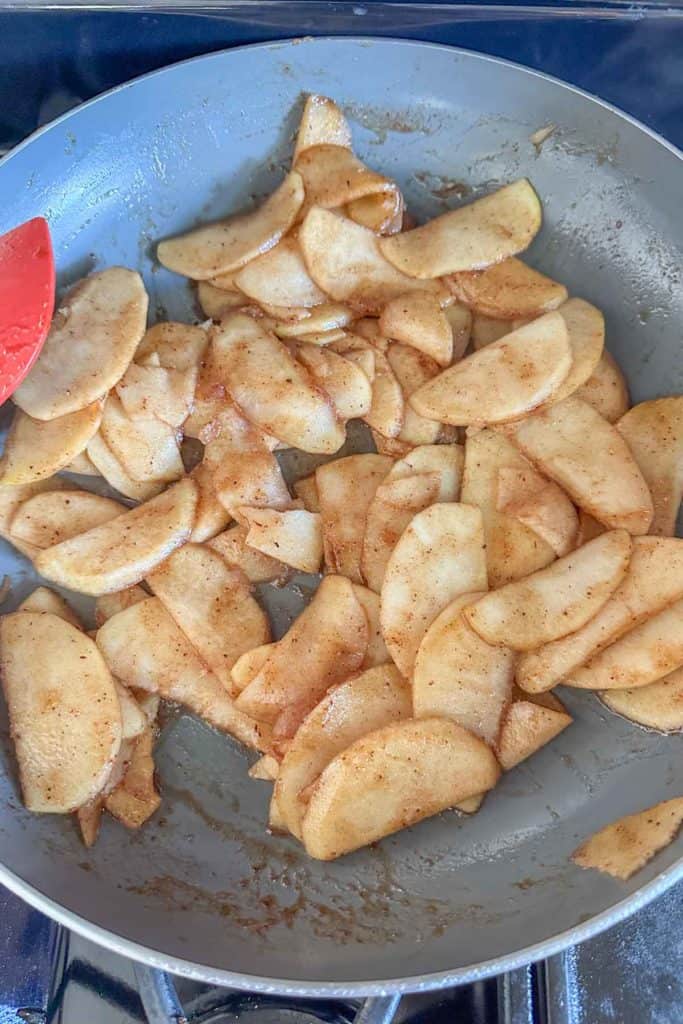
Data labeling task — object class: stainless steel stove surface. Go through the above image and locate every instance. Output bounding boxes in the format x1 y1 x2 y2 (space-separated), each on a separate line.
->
0 5 682 1022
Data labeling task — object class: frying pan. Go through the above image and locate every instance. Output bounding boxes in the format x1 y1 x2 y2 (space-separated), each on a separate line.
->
0 37 681 997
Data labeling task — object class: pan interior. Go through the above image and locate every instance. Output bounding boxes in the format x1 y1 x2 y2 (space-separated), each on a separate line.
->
0 38 681 990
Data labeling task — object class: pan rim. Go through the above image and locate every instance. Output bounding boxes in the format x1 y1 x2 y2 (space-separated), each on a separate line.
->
0 34 681 995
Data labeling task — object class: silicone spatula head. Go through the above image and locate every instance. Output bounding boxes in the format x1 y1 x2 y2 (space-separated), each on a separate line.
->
0 217 55 406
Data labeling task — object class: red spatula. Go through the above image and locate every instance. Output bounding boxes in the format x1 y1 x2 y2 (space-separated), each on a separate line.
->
0 217 55 406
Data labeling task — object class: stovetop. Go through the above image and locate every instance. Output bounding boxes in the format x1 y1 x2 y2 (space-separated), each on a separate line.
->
0 5 682 1022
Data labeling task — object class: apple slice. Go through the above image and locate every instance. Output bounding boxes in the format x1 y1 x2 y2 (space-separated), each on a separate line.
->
601 667 683 733
517 537 683 693
447 258 567 319
147 543 270 692
274 664 411 838
294 94 352 161
574 350 629 423
14 268 148 420
410 312 571 426
414 592 513 745
316 453 393 582
235 575 368 736
379 179 541 279
157 171 304 279
465 530 631 651
617 397 683 536
301 717 501 859
506 396 653 534
461 429 558 587
379 292 453 367
35 478 197 596
380 503 487 677
96 597 269 750
565 597 683 690
0 612 121 812
0 402 103 484
299 207 439 314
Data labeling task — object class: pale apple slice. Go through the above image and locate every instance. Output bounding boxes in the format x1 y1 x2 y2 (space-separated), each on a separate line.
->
14 268 148 420
104 727 160 829
386 344 442 445
387 443 464 501
574 350 629 423
445 304 473 361
361 472 442 593
516 537 683 693
380 503 487 677
95 584 148 627
0 478 68 559
547 298 605 404
461 428 558 587
96 597 269 750
496 464 578 557
248 754 279 781
301 717 501 860
347 189 403 234
274 664 411 838
234 236 326 309
207 524 287 583
363 346 405 439
0 402 103 484
617 397 683 536
273 303 353 338
379 180 542 279
299 207 439 314
157 171 304 279
572 798 683 880
295 144 396 211
209 314 344 454
114 681 148 742
465 530 631 651
147 543 270 692
379 292 453 366
413 591 514 745
447 258 567 319
410 312 571 426
86 434 164 502
292 341 372 421
230 643 273 695
237 507 323 573
18 586 82 629
565 597 683 690
351 584 390 668
10 490 124 550
35 477 197 595
115 362 196 429
293 94 352 161
235 575 368 737
293 474 320 513
0 612 121 812
136 321 208 371
496 694 572 770
189 463 232 543
316 453 393 581
99 394 184 484
601 667 683 733
197 282 246 320
205 409 291 515
506 396 653 534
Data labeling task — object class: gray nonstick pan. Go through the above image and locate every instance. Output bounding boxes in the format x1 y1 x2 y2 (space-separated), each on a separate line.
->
0 37 681 996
